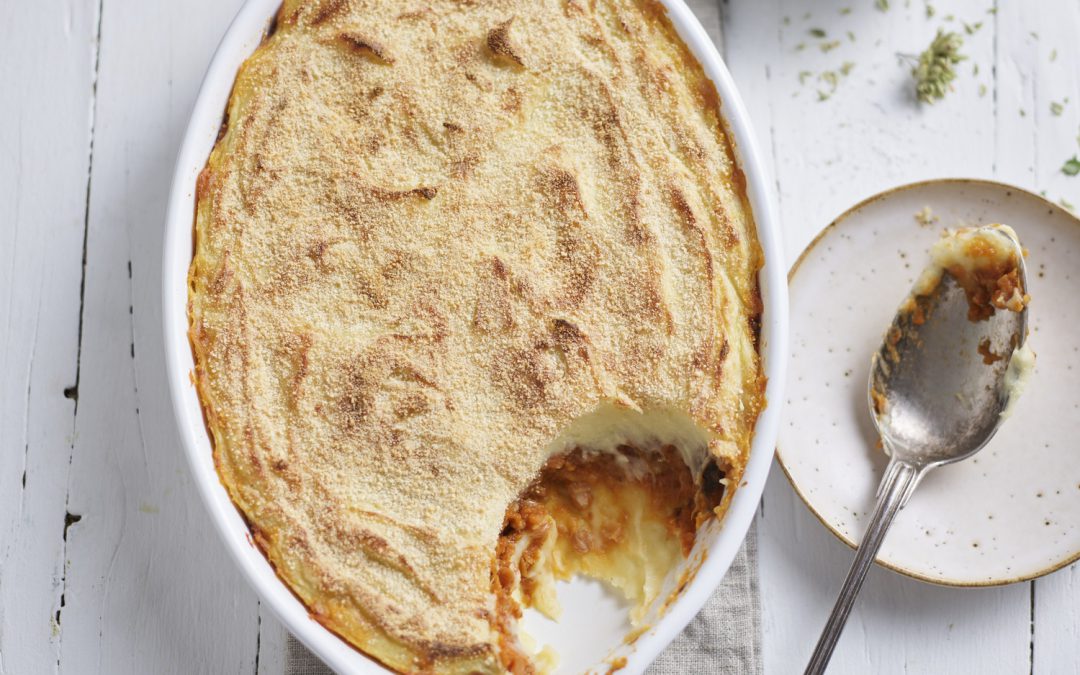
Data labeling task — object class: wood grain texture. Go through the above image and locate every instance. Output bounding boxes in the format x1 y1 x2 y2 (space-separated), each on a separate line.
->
20 1 257 673
0 1 98 673
1 0 1078 673
723 0 1079 672
994 2 1080 673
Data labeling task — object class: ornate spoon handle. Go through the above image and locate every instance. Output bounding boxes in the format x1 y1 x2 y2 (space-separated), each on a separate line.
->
805 459 926 675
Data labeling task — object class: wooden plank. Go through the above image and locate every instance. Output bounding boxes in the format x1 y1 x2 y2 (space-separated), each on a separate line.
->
257 608 289 675
54 1 260 673
723 0 1034 672
1034 565 1080 675
994 1 1080 672
0 1 99 673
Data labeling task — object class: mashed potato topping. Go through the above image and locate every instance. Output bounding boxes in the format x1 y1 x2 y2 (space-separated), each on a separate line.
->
188 1 763 672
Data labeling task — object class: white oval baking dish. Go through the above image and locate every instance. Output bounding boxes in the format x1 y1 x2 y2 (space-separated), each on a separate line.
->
162 1 788 672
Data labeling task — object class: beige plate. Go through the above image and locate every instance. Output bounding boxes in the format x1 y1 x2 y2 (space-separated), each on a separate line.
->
780 178 1080 586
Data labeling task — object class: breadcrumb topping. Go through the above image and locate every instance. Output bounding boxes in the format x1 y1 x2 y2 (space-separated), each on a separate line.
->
188 0 763 671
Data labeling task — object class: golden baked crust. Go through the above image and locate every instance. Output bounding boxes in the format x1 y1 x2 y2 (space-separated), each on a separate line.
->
188 0 764 671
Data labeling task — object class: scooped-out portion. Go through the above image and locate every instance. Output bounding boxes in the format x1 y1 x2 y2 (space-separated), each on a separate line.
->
491 433 727 674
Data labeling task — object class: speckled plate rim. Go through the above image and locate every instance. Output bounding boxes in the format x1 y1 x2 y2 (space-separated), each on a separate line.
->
779 177 1080 588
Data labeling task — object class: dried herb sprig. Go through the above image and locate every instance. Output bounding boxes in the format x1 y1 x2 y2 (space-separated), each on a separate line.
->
911 30 966 104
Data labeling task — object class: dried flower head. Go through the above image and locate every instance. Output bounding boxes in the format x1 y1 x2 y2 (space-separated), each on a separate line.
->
912 30 966 104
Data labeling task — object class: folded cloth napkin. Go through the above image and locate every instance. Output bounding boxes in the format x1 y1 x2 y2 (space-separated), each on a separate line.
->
285 525 761 674
286 2 760 672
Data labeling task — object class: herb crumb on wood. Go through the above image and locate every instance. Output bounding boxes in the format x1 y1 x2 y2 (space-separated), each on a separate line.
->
908 30 966 104
1062 156 1080 177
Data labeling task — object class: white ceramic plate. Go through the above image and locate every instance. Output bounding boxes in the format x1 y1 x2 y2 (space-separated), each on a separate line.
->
162 2 788 672
781 178 1080 586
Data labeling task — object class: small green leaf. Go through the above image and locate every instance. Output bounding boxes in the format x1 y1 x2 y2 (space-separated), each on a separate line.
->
1051 101 1065 116
1062 156 1080 177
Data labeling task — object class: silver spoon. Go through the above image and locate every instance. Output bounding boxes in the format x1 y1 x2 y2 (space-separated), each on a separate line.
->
805 226 1030 674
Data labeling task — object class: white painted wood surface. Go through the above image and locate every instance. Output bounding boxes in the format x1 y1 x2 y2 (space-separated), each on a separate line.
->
1 1 1077 673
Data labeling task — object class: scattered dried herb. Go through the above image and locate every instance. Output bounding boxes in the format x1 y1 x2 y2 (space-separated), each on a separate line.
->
1063 156 1080 177
1051 100 1066 116
811 63 857 102
875 0 889 11
820 40 842 53
911 30 966 104
809 27 827 38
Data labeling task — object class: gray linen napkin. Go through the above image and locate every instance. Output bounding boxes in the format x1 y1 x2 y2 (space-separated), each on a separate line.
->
285 2 761 672
285 525 761 674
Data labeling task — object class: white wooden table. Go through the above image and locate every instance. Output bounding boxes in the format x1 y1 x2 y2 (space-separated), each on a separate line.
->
2 1 1077 673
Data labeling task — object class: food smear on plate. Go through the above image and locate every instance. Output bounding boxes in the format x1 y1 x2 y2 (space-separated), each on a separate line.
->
1000 341 1036 419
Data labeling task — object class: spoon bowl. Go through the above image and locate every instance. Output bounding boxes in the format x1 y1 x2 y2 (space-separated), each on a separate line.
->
870 230 1028 466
